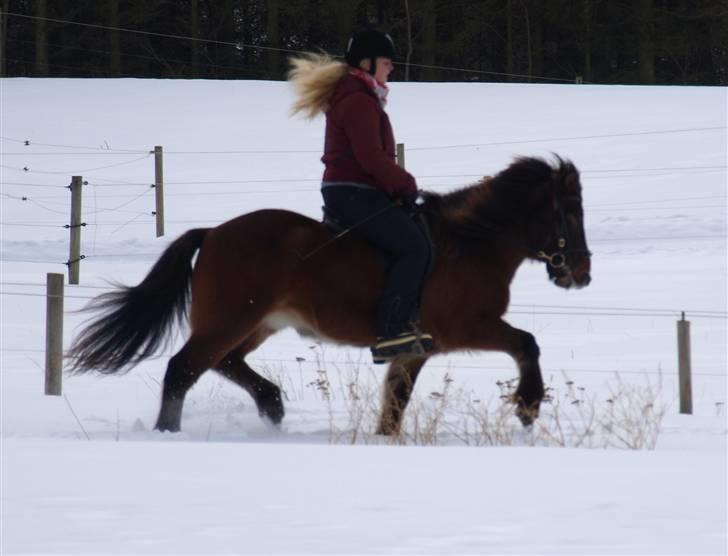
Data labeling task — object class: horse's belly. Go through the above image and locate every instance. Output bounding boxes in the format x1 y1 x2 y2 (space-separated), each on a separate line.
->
262 310 332 342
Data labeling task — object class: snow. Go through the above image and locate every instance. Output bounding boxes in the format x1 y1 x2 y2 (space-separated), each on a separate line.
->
1 77 727 554
4 439 724 555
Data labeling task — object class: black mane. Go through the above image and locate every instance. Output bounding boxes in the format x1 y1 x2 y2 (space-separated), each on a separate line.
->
421 156 568 240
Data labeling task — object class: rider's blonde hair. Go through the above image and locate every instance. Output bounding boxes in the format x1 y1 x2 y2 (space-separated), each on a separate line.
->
288 53 348 119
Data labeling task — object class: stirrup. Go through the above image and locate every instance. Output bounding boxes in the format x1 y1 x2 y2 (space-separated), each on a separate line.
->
371 331 434 365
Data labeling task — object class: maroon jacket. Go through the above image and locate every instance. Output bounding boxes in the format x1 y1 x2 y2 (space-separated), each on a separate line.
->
322 74 417 197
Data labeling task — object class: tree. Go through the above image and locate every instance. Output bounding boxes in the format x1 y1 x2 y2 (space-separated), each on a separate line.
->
582 0 592 82
2 0 725 84
34 0 47 75
189 0 201 75
420 0 436 80
636 0 655 84
265 0 279 75
107 0 121 75
1 0 9 76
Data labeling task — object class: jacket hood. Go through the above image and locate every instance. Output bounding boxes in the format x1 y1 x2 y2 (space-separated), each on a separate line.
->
329 73 378 111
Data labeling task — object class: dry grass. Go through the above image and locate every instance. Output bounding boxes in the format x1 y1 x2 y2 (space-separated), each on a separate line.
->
256 348 667 450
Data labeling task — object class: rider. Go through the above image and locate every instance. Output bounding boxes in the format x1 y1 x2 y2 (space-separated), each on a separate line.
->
288 29 434 363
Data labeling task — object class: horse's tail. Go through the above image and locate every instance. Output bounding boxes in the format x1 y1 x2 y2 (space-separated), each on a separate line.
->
68 228 210 375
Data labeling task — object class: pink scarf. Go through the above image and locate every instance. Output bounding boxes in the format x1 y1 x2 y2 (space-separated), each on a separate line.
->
349 68 389 108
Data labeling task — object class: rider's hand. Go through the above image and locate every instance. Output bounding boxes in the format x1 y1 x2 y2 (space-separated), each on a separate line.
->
400 190 419 210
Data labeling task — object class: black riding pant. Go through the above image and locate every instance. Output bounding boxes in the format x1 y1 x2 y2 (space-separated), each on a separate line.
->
322 184 431 339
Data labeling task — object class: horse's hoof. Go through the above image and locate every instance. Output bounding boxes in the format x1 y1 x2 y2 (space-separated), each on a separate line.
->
260 413 283 430
515 410 534 427
514 401 539 428
154 422 181 433
254 387 285 424
375 421 400 436
258 398 284 425
258 408 284 426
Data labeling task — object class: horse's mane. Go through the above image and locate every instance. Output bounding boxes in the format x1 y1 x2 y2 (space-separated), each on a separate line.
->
422 156 575 239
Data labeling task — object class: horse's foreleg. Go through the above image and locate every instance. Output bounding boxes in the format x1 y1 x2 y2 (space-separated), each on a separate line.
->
377 356 429 436
485 319 544 427
215 332 284 426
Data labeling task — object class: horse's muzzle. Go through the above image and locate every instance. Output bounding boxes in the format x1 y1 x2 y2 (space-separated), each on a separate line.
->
575 271 591 287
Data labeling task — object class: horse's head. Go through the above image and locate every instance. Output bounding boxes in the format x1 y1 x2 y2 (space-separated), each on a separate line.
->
426 156 592 290
527 157 592 289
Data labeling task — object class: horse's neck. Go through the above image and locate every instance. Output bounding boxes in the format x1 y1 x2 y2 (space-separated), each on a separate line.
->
435 196 538 282
432 214 528 276
431 196 527 247
491 216 532 279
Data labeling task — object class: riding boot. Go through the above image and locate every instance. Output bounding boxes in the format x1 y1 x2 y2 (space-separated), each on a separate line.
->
371 327 434 364
371 299 434 364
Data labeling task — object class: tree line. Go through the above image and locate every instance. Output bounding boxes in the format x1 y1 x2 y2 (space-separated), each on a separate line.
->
2 0 726 85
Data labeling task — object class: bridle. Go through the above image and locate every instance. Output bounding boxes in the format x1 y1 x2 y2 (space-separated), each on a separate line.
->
535 193 591 270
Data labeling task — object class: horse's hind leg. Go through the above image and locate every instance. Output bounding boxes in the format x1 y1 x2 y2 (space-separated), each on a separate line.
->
155 334 240 432
377 356 429 436
214 328 285 425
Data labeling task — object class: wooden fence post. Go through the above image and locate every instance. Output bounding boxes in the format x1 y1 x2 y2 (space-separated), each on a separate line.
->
45 273 64 396
677 312 693 415
396 142 405 169
68 175 83 285
154 145 165 237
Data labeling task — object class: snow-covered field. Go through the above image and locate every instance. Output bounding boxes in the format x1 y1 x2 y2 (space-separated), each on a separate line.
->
1 78 726 554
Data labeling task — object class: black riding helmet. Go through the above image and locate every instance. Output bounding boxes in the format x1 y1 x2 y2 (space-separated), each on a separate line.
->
345 29 395 75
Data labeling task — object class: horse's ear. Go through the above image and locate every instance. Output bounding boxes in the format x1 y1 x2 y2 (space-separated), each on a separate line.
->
565 170 579 188
552 158 580 192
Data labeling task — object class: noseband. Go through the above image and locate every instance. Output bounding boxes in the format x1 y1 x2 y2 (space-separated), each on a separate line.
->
536 193 591 269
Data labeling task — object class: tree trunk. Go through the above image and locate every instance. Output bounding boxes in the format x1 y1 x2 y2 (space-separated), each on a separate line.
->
421 0 437 81
108 0 121 76
522 0 531 80
190 0 201 76
130 0 149 76
506 0 514 80
213 0 235 76
636 0 655 84
583 0 592 82
0 0 8 77
224 0 236 71
35 0 48 75
706 3 727 85
530 0 542 79
266 0 280 79
404 0 412 81
333 0 359 39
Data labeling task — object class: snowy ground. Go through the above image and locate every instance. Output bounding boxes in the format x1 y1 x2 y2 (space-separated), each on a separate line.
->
1 78 726 554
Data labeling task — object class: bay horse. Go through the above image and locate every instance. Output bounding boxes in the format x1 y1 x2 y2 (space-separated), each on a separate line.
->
68 156 591 435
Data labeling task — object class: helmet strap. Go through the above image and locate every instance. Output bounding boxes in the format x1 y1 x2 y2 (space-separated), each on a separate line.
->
368 57 376 76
